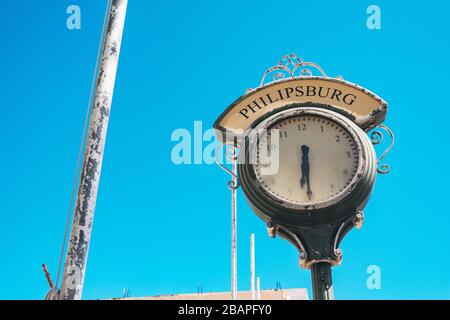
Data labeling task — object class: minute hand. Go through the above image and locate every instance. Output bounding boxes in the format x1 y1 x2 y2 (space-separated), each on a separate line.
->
300 145 313 200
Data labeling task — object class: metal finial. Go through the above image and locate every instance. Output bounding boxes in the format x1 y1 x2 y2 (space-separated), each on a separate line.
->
259 53 328 87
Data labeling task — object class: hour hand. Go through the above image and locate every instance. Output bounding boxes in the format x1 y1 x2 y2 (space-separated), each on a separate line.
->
300 145 312 199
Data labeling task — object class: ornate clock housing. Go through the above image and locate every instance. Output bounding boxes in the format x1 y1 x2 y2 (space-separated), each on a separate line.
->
238 104 377 227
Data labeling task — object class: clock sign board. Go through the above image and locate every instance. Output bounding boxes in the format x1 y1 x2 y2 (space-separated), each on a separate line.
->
214 54 393 300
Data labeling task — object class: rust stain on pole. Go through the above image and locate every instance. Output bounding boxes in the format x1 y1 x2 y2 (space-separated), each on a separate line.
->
59 0 128 300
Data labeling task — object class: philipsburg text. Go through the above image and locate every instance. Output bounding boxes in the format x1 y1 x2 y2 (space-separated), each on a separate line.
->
239 85 357 120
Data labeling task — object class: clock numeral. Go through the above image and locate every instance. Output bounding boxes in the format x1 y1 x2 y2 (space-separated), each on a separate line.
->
260 161 271 168
335 135 341 143
321 126 324 133
298 124 307 131
280 131 287 138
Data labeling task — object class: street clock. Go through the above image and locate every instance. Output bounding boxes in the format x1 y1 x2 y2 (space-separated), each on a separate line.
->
214 54 394 300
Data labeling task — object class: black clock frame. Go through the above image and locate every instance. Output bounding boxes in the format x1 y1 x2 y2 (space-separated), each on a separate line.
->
238 103 377 267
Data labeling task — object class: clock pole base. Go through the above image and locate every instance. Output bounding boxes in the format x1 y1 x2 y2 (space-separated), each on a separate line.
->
311 262 334 300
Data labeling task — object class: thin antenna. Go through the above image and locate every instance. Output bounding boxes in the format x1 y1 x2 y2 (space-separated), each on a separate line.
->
215 140 239 300
231 141 238 300
256 276 261 300
250 233 255 300
122 288 131 298
42 264 54 289
197 285 203 294
275 281 284 298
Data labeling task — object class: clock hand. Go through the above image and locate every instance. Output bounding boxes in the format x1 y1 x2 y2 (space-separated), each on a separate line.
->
300 145 313 200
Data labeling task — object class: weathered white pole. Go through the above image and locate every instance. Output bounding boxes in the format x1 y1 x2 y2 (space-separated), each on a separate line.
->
250 233 255 300
59 0 128 300
231 151 238 300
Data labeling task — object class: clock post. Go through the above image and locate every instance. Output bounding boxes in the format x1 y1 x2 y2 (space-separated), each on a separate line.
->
214 54 394 300
311 262 334 300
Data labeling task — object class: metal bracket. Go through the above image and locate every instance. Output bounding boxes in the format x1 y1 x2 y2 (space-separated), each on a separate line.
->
214 142 240 190
370 124 395 174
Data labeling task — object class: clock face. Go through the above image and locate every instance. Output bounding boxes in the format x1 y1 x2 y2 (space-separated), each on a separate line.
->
253 114 360 207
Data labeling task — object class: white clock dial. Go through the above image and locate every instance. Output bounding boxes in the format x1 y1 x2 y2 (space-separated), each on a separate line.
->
254 114 360 206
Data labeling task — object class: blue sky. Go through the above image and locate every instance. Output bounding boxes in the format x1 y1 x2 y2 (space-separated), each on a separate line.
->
1 0 449 300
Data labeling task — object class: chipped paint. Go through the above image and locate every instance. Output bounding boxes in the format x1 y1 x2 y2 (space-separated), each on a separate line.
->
59 0 128 300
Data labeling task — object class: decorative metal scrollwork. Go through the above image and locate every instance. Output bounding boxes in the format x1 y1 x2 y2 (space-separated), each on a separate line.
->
353 211 364 229
259 53 328 87
370 124 395 174
215 142 240 190
275 224 308 267
331 223 345 265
